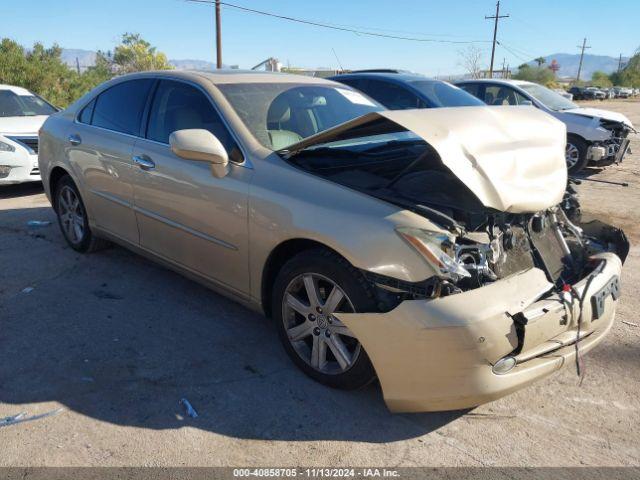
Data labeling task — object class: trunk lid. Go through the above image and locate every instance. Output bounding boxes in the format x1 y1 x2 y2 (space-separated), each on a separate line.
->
281 106 568 214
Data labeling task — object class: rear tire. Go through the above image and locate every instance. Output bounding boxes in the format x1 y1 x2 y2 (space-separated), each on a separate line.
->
566 135 590 174
272 248 377 390
54 175 109 253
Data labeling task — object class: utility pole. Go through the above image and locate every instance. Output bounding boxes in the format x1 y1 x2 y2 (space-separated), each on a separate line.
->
215 0 222 69
575 37 591 82
618 53 623 72
75 57 81 75
485 1 509 78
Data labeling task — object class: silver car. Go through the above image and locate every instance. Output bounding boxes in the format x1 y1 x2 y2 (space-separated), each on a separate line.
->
456 79 635 173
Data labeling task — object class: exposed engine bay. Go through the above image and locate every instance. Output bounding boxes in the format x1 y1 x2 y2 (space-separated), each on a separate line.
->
285 134 628 309
593 118 634 165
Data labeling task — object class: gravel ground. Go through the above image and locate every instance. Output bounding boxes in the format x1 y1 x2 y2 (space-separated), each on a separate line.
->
0 99 638 467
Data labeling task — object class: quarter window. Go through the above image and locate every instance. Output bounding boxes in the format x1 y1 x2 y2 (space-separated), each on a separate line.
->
78 98 96 124
146 80 238 156
91 79 154 135
458 83 480 98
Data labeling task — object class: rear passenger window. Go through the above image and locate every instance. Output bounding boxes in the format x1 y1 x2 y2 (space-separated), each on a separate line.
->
91 79 154 135
146 80 238 156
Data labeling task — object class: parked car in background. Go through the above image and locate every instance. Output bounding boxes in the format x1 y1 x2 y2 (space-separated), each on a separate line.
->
568 87 605 100
38 70 628 412
585 87 607 100
601 88 616 99
613 86 631 98
457 79 635 172
553 88 573 100
328 70 485 109
0 84 57 184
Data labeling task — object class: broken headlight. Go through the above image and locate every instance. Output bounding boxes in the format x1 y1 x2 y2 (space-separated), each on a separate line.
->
396 227 470 280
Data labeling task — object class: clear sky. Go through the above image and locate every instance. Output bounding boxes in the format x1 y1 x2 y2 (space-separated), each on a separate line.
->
4 0 639 75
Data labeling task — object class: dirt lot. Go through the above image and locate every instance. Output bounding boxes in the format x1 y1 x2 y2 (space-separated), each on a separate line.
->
0 99 639 467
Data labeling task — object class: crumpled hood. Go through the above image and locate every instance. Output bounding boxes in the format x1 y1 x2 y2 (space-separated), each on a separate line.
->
283 106 568 214
564 107 634 128
0 115 48 135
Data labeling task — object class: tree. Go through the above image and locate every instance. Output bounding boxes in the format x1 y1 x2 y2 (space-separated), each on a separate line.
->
610 47 640 87
591 71 612 88
0 39 77 107
534 57 546 67
513 65 555 87
110 33 172 74
0 34 172 108
459 45 484 79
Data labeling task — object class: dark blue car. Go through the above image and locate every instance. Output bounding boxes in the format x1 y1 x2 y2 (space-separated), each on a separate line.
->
329 70 484 110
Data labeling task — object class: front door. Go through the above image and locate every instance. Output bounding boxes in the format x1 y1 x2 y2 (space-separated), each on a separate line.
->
131 79 252 294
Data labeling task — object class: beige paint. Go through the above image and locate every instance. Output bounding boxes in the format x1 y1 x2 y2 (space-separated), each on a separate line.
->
38 70 623 413
335 253 621 412
285 107 568 213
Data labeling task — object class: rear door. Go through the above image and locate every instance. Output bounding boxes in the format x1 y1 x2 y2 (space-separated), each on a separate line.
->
131 79 253 294
70 79 155 243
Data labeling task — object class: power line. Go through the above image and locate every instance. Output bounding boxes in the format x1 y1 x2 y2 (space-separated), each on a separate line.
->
496 41 530 64
185 0 492 45
485 1 509 78
497 40 535 60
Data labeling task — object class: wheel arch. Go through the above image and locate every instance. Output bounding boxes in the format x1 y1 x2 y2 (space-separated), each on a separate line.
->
49 166 71 211
567 132 589 144
260 238 353 318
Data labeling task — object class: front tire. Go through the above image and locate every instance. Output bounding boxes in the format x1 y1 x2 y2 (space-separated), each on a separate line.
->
272 249 377 390
566 135 590 174
54 175 109 253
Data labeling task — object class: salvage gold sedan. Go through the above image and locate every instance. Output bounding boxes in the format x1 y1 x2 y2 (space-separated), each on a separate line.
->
39 71 628 412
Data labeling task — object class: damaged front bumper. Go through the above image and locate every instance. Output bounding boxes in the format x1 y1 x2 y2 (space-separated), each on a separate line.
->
335 252 623 413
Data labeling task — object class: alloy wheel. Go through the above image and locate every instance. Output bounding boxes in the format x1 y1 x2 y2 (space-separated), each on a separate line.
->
565 143 580 169
282 273 361 375
58 185 85 244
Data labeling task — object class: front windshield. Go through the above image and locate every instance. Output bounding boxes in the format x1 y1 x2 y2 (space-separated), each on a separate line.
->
0 90 57 117
410 81 485 107
519 83 577 111
217 83 383 150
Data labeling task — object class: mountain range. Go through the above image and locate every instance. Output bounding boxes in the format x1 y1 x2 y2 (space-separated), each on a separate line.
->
525 53 628 79
60 48 222 72
60 48 628 79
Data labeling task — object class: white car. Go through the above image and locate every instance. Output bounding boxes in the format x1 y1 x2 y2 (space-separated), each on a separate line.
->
456 79 635 173
0 84 57 184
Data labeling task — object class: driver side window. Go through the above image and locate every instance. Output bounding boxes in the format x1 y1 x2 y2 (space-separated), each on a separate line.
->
146 80 240 159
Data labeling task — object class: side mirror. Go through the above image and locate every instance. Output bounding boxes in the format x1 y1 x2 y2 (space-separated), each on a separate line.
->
169 129 229 178
520 100 533 106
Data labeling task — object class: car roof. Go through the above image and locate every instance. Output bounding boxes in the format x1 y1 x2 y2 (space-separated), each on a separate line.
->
0 84 33 95
330 71 437 83
455 78 533 87
116 69 339 86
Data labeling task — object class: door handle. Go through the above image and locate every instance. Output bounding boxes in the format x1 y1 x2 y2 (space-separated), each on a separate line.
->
133 155 155 170
68 134 81 146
